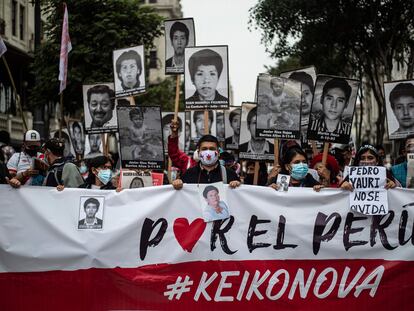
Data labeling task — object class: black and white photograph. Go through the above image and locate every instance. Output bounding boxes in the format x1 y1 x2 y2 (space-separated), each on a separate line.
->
162 112 186 154
384 79 414 140
280 66 317 127
276 174 290 192
256 75 302 139
184 111 192 152
216 111 225 142
67 121 85 156
113 45 146 97
50 129 75 158
224 106 241 150
120 170 153 189
83 83 118 134
117 106 164 170
198 182 230 223
78 196 105 230
84 133 103 159
238 102 274 161
307 75 359 144
164 18 195 75
184 45 229 110
190 110 216 143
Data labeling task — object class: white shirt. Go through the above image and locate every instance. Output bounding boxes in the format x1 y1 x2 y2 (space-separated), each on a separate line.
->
7 152 42 185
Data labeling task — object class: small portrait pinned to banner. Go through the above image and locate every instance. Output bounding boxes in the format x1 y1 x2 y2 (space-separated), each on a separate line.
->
184 45 229 110
190 110 216 143
84 133 103 159
238 102 274 161
67 121 85 156
216 111 225 142
307 75 359 144
384 80 414 140
120 170 153 189
199 182 230 223
276 174 290 192
161 112 186 154
83 83 118 134
113 45 146 97
165 18 195 75
78 196 104 230
280 66 316 128
117 106 164 170
50 129 75 158
224 106 241 150
256 75 302 139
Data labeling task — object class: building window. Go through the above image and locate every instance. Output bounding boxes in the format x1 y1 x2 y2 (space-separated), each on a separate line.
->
11 0 17 36
19 5 25 40
149 50 158 69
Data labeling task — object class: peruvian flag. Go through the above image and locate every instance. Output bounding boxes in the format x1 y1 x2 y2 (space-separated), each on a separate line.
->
58 3 72 94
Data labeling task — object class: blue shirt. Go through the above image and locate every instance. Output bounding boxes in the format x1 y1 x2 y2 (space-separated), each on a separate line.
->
391 162 407 188
203 201 230 222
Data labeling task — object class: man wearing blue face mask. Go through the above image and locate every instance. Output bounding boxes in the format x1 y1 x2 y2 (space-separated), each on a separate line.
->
79 156 116 190
172 134 240 190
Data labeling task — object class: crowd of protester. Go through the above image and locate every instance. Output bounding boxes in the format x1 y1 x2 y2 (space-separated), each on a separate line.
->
0 126 413 193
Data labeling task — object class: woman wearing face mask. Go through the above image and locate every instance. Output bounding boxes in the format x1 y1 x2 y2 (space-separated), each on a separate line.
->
79 156 116 190
268 146 323 191
340 145 398 191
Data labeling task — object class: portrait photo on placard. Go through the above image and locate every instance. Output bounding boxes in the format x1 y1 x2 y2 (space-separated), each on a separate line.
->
307 75 359 144
78 196 105 230
50 129 75 159
164 18 195 75
198 182 230 223
83 83 118 134
117 106 164 170
161 112 186 154
238 102 274 161
190 110 216 143
184 45 229 110
276 174 290 192
384 80 414 140
256 75 302 139
67 121 85 156
216 111 225 142
113 45 146 98
224 106 241 150
120 170 153 189
280 66 316 127
84 133 103 159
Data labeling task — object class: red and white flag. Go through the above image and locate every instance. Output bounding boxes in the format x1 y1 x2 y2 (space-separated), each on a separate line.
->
58 3 72 94
0 36 7 57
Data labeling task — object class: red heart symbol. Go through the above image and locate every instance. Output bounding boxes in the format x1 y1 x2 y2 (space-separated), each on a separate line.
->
173 218 206 253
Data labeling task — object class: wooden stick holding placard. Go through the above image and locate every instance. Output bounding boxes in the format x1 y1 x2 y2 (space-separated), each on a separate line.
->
321 142 329 166
311 140 318 157
169 75 181 182
204 110 209 135
101 133 108 156
253 161 260 185
274 138 279 166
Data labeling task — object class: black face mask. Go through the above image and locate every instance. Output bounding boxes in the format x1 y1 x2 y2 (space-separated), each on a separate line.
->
25 148 38 157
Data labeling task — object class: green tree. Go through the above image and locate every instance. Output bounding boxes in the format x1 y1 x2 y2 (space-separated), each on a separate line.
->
250 0 414 144
30 0 166 114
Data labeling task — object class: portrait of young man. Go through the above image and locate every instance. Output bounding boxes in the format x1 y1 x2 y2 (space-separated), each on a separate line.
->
84 134 103 159
191 110 216 143
68 121 85 156
113 45 146 97
307 75 359 144
201 184 230 222
184 46 229 109
83 83 118 133
385 80 414 139
165 18 195 74
216 111 225 142
78 197 104 230
225 107 241 150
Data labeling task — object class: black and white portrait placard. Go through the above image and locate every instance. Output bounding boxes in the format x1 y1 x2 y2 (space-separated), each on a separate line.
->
238 102 274 161
161 112 186 154
78 196 105 230
67 121 85 156
83 83 118 134
164 18 195 75
120 170 153 189
113 45 146 98
84 133 103 159
280 66 317 127
190 110 216 143
184 111 191 152
224 106 241 150
384 79 414 140
307 75 359 144
184 45 229 110
117 106 164 170
256 75 302 139
216 111 225 142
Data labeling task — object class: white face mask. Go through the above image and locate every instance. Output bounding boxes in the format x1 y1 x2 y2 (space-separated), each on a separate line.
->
199 150 219 166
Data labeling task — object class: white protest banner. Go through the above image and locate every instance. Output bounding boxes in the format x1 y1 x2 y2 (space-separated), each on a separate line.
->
0 185 413 310
348 166 388 215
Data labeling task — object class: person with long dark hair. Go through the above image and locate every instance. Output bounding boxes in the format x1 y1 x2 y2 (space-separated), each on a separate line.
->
79 156 116 190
